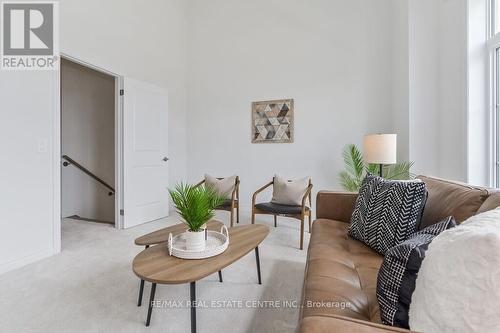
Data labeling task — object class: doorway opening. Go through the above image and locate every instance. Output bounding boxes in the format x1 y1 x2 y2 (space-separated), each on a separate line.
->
60 57 119 226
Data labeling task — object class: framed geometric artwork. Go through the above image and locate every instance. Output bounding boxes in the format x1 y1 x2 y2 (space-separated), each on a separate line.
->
251 99 294 143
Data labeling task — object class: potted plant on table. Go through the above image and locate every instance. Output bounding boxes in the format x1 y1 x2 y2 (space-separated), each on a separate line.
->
169 183 226 251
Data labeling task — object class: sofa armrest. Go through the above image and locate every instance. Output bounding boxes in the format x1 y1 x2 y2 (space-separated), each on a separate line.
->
316 191 358 223
299 315 418 333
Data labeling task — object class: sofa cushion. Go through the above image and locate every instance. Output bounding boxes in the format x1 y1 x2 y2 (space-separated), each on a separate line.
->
316 191 358 222
272 175 310 206
302 219 383 323
349 175 427 254
299 316 414 333
417 176 488 229
477 191 500 214
204 174 236 199
409 208 500 333
217 199 237 208
255 202 303 215
376 216 456 328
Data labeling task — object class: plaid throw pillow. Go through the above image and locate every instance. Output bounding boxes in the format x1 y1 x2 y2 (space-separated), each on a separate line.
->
348 175 428 254
376 216 456 328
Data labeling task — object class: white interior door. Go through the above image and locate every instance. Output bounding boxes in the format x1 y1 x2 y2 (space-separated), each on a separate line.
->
122 78 169 228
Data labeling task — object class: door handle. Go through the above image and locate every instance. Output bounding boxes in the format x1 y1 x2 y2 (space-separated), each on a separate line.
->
162 157 169 162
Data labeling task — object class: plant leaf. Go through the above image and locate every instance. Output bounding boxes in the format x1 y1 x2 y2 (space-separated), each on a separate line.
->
338 143 415 191
342 144 365 178
339 171 360 192
385 161 414 180
169 183 226 231
366 163 379 175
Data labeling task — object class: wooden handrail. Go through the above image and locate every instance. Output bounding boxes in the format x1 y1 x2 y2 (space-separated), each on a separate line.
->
62 155 115 196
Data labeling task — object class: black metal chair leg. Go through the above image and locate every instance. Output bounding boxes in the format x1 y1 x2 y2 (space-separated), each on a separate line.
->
145 283 156 327
190 282 197 333
137 279 145 306
218 270 223 283
255 246 262 285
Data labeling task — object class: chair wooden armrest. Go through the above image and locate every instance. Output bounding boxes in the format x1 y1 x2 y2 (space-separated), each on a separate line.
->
252 178 312 249
301 184 313 213
196 176 240 227
252 180 274 207
230 177 240 203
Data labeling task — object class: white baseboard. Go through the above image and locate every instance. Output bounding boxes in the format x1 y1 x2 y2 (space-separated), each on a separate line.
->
0 247 57 275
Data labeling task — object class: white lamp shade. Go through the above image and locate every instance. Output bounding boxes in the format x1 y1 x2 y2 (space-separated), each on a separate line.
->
363 134 397 164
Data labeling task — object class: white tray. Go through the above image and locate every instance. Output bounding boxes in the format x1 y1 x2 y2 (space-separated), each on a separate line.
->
168 226 229 259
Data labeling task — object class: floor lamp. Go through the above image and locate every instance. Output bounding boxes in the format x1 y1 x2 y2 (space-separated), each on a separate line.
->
363 134 397 177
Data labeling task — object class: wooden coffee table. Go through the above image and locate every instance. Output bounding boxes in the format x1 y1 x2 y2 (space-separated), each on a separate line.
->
134 220 225 307
133 224 269 333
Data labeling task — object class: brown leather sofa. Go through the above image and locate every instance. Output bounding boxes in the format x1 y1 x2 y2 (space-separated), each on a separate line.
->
299 176 500 333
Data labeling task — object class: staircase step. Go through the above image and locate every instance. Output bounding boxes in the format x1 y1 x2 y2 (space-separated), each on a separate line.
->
66 215 114 225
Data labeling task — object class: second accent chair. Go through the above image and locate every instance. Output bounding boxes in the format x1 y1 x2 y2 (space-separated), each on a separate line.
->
252 175 313 250
196 174 240 227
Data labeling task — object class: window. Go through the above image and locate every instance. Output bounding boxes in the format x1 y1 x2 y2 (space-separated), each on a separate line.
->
495 49 500 186
489 0 500 187
495 0 500 34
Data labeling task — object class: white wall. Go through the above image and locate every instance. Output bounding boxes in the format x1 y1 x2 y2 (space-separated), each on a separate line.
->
468 0 490 186
409 0 468 181
61 59 115 222
60 0 189 190
438 0 468 182
186 0 406 207
0 70 60 274
391 0 410 161
1 0 473 274
409 0 441 176
0 0 189 274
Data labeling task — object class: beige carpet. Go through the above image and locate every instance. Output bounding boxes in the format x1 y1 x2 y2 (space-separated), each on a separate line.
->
0 211 309 333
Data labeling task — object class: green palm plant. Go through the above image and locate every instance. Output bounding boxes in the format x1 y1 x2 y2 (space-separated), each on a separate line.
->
339 144 414 192
169 183 226 232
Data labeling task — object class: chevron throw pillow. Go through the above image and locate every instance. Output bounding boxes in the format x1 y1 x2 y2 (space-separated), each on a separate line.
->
376 216 456 328
348 175 427 254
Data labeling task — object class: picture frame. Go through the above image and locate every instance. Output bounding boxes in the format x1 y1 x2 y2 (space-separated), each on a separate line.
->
251 99 294 143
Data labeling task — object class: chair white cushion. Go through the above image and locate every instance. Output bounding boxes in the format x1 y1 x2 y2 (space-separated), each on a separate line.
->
204 174 236 199
408 208 500 333
271 175 310 206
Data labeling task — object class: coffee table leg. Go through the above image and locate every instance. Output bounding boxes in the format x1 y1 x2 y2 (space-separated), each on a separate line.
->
138 279 145 306
138 245 150 307
145 283 156 327
218 270 223 283
190 282 197 333
255 246 262 285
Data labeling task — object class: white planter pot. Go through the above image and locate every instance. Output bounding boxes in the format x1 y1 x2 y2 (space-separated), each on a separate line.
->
185 229 206 252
